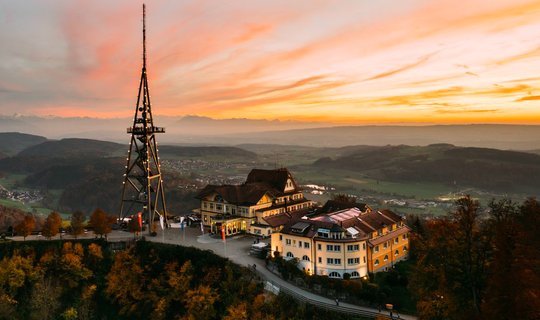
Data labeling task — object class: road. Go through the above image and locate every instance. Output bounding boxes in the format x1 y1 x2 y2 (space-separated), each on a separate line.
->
9 227 417 320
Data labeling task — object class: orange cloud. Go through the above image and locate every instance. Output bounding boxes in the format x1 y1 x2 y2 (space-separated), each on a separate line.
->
516 95 540 102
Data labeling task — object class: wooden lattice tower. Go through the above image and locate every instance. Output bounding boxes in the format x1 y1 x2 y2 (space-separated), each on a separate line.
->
120 4 167 234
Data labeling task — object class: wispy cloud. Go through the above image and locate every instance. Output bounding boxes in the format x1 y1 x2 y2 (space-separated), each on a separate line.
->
364 53 434 81
1 0 540 123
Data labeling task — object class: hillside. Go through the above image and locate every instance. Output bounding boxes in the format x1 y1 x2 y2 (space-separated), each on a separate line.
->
159 145 258 161
0 132 47 156
18 138 123 158
312 144 540 192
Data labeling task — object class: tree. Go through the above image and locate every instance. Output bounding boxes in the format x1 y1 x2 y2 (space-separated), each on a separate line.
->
70 211 85 238
183 285 219 320
127 217 141 237
224 302 248 320
88 208 114 238
42 211 62 239
410 195 489 320
451 196 490 317
14 214 35 240
106 250 145 316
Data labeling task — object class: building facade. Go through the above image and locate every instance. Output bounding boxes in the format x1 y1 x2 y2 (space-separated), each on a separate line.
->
271 205 410 279
196 168 314 237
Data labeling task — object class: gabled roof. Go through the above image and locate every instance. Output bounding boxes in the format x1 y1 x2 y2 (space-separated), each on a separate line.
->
245 168 297 193
196 183 276 205
263 209 307 228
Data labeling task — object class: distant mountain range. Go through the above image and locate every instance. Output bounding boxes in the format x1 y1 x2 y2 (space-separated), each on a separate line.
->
0 115 538 149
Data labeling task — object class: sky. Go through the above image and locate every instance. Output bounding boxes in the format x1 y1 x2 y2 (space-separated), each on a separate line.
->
1 0 540 124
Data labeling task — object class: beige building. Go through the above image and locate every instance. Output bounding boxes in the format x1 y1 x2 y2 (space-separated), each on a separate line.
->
271 204 410 279
196 168 314 237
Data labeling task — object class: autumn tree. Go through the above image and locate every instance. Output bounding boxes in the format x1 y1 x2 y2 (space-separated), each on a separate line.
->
42 211 62 239
106 250 145 316
29 277 62 320
450 195 490 316
223 302 248 320
482 199 519 320
183 285 219 320
88 208 114 238
59 242 92 288
14 214 35 240
512 198 540 319
474 197 540 320
70 211 85 238
127 217 141 237
410 195 490 319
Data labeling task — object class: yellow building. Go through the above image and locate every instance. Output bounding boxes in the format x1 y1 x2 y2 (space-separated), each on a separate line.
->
271 204 410 279
196 168 314 237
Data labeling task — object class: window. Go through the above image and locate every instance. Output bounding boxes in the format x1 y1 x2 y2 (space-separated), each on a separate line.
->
384 255 389 261
347 244 359 252
318 257 322 263
327 258 341 265
286 252 294 258
363 243 366 250
317 244 321 250
279 235 282 241
395 249 399 256
375 245 380 253
363 256 366 263
403 246 408 252
374 259 380 266
402 234 408 240
327 245 334 252
334 245 341 252
394 237 399 244
383 242 388 249
302 255 310 261
329 272 341 278
216 204 223 211
304 242 310 249
286 239 291 246
347 258 360 265
203 202 208 209
351 271 360 278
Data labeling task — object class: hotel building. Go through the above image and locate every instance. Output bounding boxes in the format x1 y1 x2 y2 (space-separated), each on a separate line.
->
271 204 410 279
196 168 314 237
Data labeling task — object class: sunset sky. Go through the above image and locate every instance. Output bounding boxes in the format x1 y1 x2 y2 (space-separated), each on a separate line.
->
1 0 540 124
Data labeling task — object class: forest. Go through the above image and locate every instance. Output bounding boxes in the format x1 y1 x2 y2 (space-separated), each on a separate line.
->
409 196 540 320
0 240 363 320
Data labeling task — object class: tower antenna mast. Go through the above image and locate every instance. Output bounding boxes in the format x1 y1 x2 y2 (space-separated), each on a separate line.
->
120 4 168 235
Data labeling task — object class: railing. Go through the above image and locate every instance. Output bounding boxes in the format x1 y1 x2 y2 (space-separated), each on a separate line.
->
127 126 165 134
252 266 398 320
